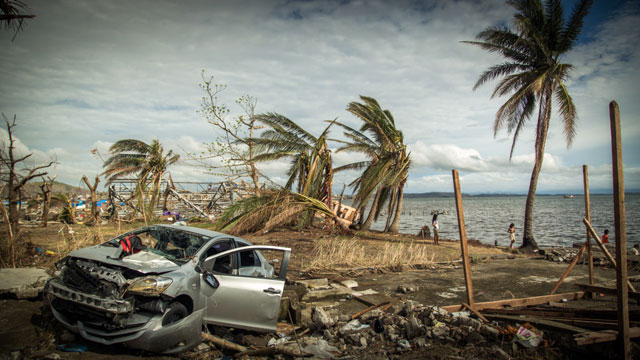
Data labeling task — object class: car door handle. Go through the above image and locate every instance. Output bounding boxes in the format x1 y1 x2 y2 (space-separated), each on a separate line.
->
263 287 281 295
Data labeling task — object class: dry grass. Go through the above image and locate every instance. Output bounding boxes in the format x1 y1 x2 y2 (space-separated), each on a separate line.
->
303 236 442 272
8 221 144 267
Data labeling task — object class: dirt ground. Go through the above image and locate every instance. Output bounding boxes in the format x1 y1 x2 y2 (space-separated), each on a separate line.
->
0 222 637 359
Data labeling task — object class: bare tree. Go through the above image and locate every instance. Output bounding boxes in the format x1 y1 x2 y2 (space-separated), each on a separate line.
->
81 175 100 224
1 0 36 41
195 71 263 195
40 175 55 227
1 114 53 267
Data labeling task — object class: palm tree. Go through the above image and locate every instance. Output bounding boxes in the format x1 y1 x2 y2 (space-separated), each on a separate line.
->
102 139 180 213
336 96 410 233
251 113 335 228
253 113 334 199
465 0 592 249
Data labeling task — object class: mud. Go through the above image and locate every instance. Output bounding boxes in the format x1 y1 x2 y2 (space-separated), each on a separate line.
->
0 256 633 359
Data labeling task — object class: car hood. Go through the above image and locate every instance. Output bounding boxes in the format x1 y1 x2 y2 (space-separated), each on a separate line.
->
68 246 180 274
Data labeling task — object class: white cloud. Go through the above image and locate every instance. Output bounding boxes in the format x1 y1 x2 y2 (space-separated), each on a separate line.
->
0 0 638 194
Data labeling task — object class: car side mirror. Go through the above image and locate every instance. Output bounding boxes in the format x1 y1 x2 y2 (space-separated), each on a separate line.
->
203 271 219 289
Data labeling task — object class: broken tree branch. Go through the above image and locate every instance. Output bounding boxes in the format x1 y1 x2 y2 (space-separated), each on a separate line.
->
351 301 391 320
201 332 247 352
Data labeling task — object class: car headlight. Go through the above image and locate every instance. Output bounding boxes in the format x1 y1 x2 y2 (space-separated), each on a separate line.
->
127 276 173 296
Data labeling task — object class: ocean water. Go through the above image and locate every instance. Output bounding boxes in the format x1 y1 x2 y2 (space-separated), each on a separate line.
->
365 194 639 248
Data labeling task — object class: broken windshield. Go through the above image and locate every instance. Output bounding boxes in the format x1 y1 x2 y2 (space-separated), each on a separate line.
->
103 226 211 262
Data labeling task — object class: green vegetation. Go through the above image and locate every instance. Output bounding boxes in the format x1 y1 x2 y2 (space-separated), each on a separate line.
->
334 96 410 233
102 139 180 221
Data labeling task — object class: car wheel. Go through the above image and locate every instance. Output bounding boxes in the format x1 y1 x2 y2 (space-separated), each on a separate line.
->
162 301 188 326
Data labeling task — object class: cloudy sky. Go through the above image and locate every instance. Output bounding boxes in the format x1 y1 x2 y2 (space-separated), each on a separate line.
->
1 0 639 194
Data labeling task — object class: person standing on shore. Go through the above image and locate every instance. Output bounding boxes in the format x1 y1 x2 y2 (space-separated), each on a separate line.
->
508 223 516 249
432 213 439 245
602 229 609 244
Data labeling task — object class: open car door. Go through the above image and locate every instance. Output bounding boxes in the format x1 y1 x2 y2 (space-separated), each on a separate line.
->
200 245 290 332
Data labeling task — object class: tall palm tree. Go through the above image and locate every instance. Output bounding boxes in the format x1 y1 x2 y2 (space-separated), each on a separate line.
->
336 96 410 233
465 0 592 249
102 139 180 211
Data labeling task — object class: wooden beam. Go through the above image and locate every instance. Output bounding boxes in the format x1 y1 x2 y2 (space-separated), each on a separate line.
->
452 169 474 307
575 283 640 301
483 307 640 321
483 314 588 333
574 327 640 346
461 302 488 323
610 100 630 359
442 291 585 313
583 165 594 286
550 242 587 295
583 218 636 292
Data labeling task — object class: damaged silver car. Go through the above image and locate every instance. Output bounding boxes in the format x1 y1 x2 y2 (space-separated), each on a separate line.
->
44 224 291 354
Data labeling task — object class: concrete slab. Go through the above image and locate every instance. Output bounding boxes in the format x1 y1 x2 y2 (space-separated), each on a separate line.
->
340 280 358 288
0 268 50 299
301 285 351 303
295 278 329 289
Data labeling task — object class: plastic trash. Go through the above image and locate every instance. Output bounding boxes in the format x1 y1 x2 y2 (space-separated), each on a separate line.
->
516 326 541 347
339 319 370 335
372 318 385 333
267 336 291 346
55 344 87 352
301 339 341 359
397 339 411 349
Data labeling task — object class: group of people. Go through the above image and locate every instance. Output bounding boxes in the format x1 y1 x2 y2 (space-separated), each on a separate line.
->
428 218 639 254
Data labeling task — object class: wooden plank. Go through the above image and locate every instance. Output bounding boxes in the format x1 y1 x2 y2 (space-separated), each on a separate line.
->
583 165 594 287
483 314 588 333
550 242 587 295
610 100 630 359
575 283 640 301
574 327 640 346
583 218 636 292
452 169 474 307
442 291 585 313
461 302 489 323
484 307 640 321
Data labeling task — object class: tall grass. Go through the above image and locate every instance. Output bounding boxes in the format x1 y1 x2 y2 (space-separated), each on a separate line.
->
304 236 437 272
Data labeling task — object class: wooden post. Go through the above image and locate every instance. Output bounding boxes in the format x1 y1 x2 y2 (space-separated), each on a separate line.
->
550 242 587 295
452 169 474 307
583 165 594 287
610 101 630 359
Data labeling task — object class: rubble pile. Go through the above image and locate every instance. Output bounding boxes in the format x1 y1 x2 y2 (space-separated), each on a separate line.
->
543 248 611 266
224 300 560 359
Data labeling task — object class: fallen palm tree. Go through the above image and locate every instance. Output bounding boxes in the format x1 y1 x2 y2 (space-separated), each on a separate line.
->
214 190 349 235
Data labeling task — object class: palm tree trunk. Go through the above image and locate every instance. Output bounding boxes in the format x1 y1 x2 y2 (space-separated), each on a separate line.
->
384 188 397 232
389 179 406 233
361 189 381 231
522 93 552 250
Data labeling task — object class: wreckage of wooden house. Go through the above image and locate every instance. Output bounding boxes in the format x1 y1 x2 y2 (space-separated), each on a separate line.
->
108 178 260 220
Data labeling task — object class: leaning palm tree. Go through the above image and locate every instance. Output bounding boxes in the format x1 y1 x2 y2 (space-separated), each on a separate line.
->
102 139 180 212
251 113 335 228
253 113 334 200
465 0 592 249
337 96 410 233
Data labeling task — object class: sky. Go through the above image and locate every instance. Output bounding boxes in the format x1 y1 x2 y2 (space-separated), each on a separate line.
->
1 0 639 195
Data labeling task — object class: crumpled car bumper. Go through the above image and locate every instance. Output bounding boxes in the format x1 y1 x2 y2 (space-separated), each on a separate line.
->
46 281 203 354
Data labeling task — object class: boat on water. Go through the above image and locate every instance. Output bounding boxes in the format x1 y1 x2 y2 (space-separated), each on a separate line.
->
564 194 575 199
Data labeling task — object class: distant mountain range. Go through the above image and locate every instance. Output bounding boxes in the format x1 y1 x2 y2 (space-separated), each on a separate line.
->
21 181 87 198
